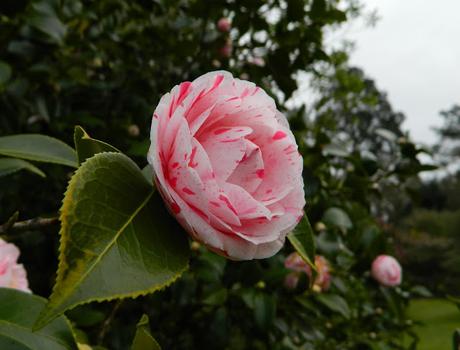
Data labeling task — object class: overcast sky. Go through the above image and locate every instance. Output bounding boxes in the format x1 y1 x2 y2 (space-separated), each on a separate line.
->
343 0 460 146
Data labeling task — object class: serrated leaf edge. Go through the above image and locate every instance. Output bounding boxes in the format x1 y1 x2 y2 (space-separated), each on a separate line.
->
35 152 188 329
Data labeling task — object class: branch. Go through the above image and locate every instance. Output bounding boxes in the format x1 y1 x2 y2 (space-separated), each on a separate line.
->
97 299 123 345
0 216 59 235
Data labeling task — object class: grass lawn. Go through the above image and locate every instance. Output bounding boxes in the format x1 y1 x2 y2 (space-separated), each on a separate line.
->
407 298 460 349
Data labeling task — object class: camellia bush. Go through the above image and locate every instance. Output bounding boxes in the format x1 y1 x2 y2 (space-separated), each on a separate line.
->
0 0 435 349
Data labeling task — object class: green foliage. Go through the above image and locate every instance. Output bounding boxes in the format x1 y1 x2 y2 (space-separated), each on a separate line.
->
131 315 161 350
36 152 190 328
0 288 77 350
322 207 353 231
287 214 316 269
73 126 119 165
0 158 45 178
315 293 351 319
0 134 77 168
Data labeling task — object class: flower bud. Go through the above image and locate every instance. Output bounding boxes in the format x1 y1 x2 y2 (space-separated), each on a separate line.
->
371 255 402 287
315 222 326 232
127 124 140 137
217 17 231 32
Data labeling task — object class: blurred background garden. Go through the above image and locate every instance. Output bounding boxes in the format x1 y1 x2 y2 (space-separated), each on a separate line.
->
0 0 459 349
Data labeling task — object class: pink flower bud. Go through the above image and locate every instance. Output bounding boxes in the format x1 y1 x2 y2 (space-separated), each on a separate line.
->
371 255 402 287
217 17 231 32
0 239 31 293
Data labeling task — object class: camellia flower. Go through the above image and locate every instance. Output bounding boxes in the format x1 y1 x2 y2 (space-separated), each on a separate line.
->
148 71 305 260
371 255 402 287
217 17 231 32
0 238 31 293
284 252 331 291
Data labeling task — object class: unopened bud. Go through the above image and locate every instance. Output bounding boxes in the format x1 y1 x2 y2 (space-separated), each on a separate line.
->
128 124 140 137
217 17 231 32
191 241 201 251
315 222 326 232
312 284 322 293
256 281 266 289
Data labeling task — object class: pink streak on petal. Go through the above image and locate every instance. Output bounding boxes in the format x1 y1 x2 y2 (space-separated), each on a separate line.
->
182 187 196 195
273 131 287 140
255 169 265 179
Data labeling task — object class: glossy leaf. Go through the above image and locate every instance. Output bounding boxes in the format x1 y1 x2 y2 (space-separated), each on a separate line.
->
0 134 77 168
322 207 352 231
0 61 12 85
316 294 351 319
35 152 189 329
74 126 119 165
0 288 77 350
453 329 460 350
141 164 154 183
131 314 161 350
253 293 276 330
287 214 316 269
0 158 45 178
29 11 66 44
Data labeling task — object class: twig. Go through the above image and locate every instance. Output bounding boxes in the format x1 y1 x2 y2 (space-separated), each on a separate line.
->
97 300 123 345
0 216 59 235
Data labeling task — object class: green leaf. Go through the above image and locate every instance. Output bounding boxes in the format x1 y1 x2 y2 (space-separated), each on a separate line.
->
131 314 161 350
316 294 351 319
74 126 119 165
253 293 276 330
322 207 352 231
29 14 66 44
0 288 77 350
453 329 460 350
322 142 350 157
0 61 12 86
287 214 316 270
0 158 46 178
35 152 190 329
203 289 228 306
142 165 153 183
0 134 77 168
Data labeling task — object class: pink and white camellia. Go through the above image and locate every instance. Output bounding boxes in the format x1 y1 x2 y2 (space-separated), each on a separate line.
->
0 238 31 293
284 252 331 291
371 255 402 287
148 71 305 260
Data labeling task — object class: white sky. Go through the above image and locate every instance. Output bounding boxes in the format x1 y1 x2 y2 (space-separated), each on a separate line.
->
345 0 460 146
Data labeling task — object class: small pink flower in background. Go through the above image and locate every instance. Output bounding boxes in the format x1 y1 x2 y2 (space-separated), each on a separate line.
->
148 71 305 260
285 251 310 274
0 239 31 293
371 255 402 287
284 252 331 291
313 255 331 291
217 17 231 32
